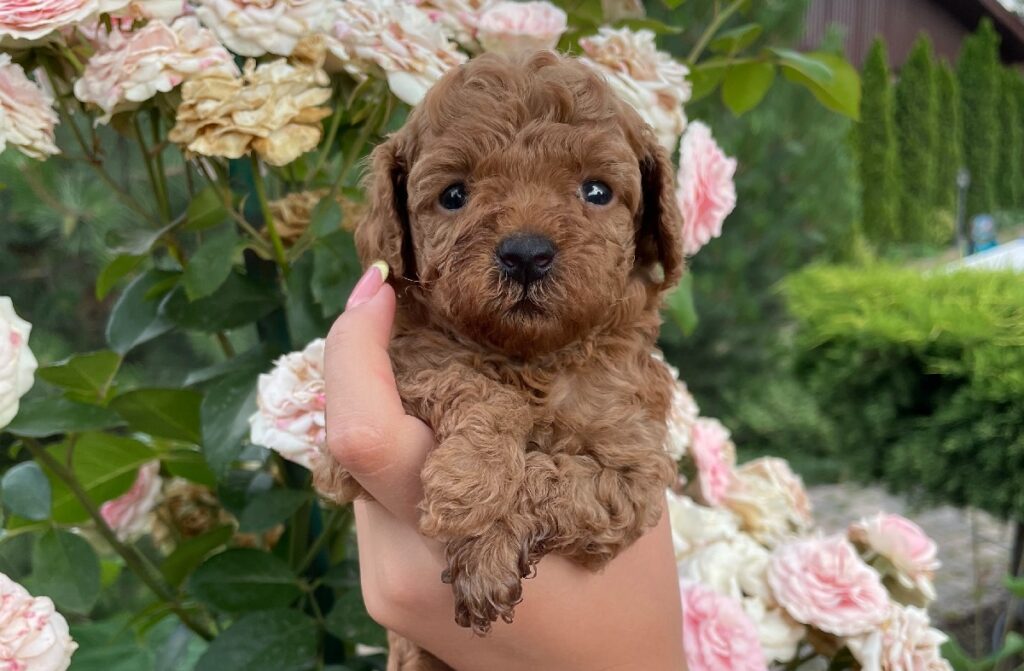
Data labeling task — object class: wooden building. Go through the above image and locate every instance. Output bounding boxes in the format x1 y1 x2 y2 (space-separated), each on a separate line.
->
802 0 1024 66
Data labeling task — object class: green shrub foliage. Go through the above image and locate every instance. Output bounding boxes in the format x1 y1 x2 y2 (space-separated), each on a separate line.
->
894 35 938 242
857 39 901 243
997 68 1023 210
933 62 962 216
957 18 1001 218
784 266 1024 518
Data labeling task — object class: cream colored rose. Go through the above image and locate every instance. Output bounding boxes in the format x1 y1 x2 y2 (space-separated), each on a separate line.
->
100 461 162 541
325 0 466 106
0 55 59 160
677 534 771 603
0 297 37 429
74 17 237 124
476 1 566 56
742 597 806 665
0 573 77 671
413 0 495 49
249 338 326 469
579 27 690 150
268 189 327 243
666 488 740 560
195 0 333 57
169 37 332 166
0 0 131 42
657 357 698 460
724 457 813 547
846 605 952 671
849 513 940 605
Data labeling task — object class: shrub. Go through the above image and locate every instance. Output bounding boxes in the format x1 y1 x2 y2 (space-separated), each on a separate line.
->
857 39 901 243
957 18 1001 218
894 35 938 243
997 68 1023 210
783 265 1024 519
933 62 961 228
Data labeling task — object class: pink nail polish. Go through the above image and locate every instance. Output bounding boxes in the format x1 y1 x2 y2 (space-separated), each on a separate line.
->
346 261 390 310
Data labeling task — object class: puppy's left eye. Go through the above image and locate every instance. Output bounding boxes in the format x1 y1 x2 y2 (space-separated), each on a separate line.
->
439 183 468 210
581 180 613 206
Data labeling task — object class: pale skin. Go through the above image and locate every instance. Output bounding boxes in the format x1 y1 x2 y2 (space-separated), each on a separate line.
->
324 265 686 671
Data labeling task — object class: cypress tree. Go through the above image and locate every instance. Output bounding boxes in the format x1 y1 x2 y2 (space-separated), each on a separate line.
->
997 68 1023 210
934 62 962 214
858 38 900 243
957 18 1001 218
1017 74 1024 208
894 35 938 242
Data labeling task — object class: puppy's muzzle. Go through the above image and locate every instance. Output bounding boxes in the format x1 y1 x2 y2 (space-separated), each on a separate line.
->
496 234 556 286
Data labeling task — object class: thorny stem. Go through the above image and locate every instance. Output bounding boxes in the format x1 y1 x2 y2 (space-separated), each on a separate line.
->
215 331 236 358
25 440 216 642
250 154 290 275
687 0 745 65
299 506 353 574
150 108 172 222
330 96 390 198
308 94 346 184
134 115 171 224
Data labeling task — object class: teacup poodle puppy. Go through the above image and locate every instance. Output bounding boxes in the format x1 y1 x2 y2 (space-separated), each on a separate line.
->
316 50 683 668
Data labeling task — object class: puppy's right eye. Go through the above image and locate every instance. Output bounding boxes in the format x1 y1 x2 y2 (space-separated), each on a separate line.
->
439 183 468 210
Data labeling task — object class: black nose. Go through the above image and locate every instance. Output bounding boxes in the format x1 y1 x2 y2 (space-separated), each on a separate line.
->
496 235 556 285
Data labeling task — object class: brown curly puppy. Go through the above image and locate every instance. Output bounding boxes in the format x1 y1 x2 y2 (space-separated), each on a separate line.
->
316 49 683 664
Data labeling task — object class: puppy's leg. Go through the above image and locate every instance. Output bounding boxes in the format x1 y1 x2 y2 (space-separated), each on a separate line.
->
311 460 367 505
406 368 533 633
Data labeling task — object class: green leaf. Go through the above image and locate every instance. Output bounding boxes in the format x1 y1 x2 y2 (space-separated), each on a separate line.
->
665 274 698 335
70 617 156 671
184 344 275 388
688 61 728 103
162 274 280 332
5 397 124 437
0 535 34 581
188 549 302 612
286 254 331 347
38 350 121 401
1005 574 1024 598
324 589 387 648
160 449 217 487
1 462 51 521
161 525 234 587
45 433 156 523
722 62 776 116
110 389 202 443
312 229 362 318
32 529 101 613
184 227 240 300
709 23 763 54
108 219 178 256
185 185 229 232
96 254 144 300
774 50 861 120
201 372 258 475
194 609 317 671
238 489 312 533
661 0 686 9
106 270 176 354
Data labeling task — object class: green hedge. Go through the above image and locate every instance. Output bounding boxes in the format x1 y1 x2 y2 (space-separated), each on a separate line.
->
783 265 1024 518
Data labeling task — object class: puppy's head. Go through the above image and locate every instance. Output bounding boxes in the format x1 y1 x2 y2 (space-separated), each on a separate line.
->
357 51 683 357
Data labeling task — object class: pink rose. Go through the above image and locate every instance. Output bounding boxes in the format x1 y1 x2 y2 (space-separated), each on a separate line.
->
0 56 59 160
846 605 952 671
100 460 162 541
681 580 767 671
249 338 326 469
0 0 129 42
0 573 77 671
688 417 735 506
677 121 737 256
849 513 940 603
476 1 566 56
768 535 890 637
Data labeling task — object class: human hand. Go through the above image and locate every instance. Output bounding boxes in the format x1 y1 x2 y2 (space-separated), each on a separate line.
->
323 263 686 671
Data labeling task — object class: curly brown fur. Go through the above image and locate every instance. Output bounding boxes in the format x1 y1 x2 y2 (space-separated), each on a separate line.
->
315 50 684 667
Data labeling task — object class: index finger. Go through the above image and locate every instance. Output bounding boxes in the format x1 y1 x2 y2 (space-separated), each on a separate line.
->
323 275 434 521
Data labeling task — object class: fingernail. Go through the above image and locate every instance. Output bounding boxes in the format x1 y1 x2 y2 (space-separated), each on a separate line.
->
346 261 390 310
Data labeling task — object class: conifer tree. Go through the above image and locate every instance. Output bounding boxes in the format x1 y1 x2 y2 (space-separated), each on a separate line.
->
894 35 938 242
957 18 1001 218
997 68 1023 210
858 38 900 243
934 62 962 214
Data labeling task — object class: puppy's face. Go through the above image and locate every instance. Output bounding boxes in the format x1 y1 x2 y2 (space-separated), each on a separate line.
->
358 51 683 357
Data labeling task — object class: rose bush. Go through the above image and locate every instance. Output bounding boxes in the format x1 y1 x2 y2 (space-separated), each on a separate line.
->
0 0 871 668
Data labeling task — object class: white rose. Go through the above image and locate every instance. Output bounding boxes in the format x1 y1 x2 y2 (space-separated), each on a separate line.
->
249 338 326 469
0 573 77 671
0 297 37 429
724 457 813 547
846 605 952 671
677 534 772 603
195 0 334 57
476 1 566 56
665 488 739 560
743 597 806 665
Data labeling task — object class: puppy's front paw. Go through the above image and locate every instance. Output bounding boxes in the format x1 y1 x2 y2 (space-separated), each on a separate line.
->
442 535 528 635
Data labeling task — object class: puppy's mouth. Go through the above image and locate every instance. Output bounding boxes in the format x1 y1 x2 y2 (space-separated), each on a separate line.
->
507 293 545 318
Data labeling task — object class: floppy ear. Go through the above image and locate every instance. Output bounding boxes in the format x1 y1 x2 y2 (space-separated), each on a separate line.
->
355 135 417 283
635 131 684 290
